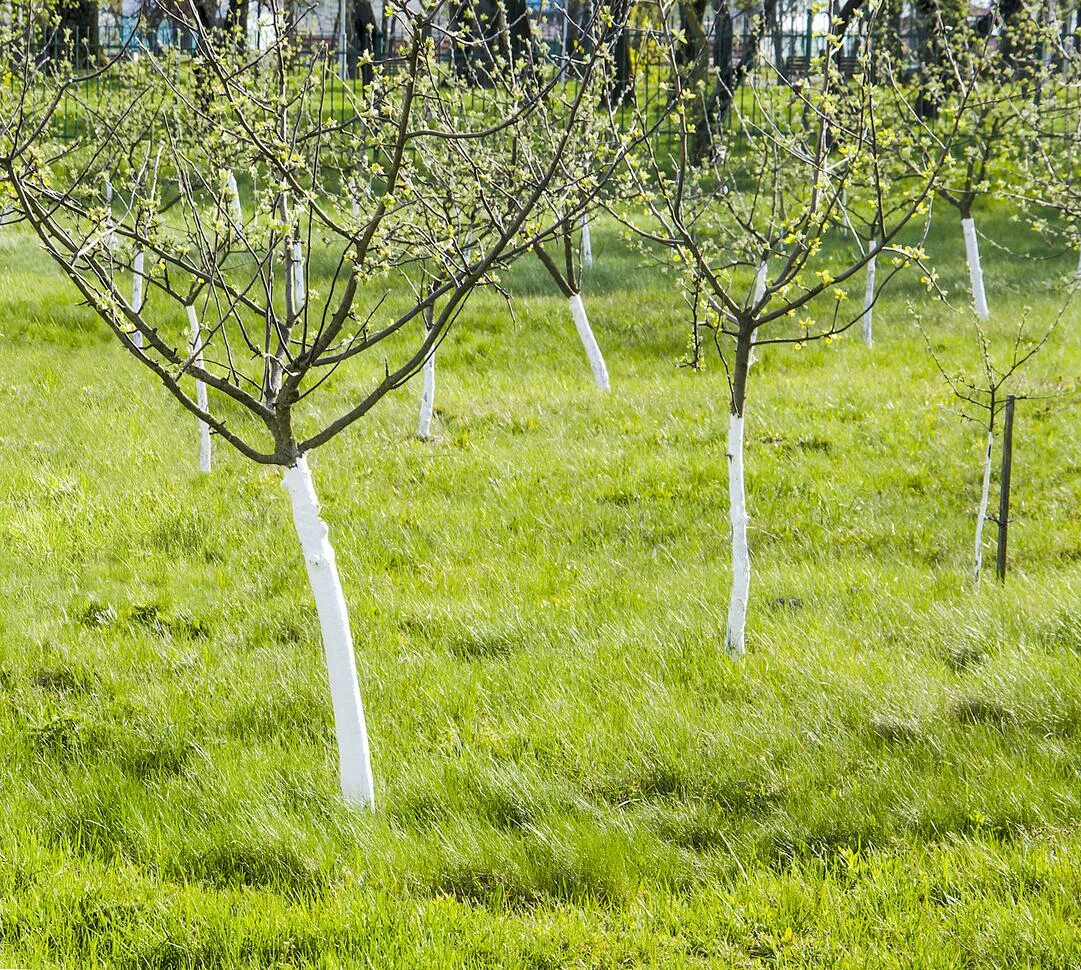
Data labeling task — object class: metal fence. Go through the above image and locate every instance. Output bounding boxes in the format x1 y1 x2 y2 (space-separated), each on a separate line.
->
16 8 1081 144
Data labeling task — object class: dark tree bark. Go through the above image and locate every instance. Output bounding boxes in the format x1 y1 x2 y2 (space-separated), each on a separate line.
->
56 0 99 69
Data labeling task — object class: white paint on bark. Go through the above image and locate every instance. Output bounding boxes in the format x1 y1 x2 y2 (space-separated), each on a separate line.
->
1075 248 1081 277
862 251 877 347
131 248 145 348
418 349 435 439
291 240 305 311
186 304 212 473
568 293 609 391
748 261 767 368
225 171 243 228
962 217 990 319
753 261 768 305
581 217 593 270
973 429 993 586
103 176 117 248
282 456 375 809
725 411 750 659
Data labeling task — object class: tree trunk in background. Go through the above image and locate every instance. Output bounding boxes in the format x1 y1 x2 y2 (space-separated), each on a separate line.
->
862 245 877 346
186 304 212 473
961 216 990 319
57 0 98 68
569 293 610 391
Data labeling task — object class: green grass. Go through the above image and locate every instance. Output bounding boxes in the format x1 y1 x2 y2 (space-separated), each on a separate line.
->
0 203 1080 967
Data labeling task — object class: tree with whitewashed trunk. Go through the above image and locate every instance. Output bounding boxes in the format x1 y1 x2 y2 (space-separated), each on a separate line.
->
2 0 650 807
917 307 1070 586
534 222 610 391
614 0 964 658
916 0 1052 320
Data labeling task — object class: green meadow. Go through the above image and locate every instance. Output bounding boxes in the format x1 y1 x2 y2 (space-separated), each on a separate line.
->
0 205 1080 967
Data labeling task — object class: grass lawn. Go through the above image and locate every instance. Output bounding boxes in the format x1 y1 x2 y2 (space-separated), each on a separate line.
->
0 202 1080 967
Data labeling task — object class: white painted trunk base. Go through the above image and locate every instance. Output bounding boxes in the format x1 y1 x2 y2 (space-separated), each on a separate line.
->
283 457 375 809
418 349 435 439
725 411 750 659
131 248 145 348
962 217 990 319
186 304 212 473
862 253 877 347
581 217 593 270
568 293 609 391
973 430 993 586
1075 248 1081 277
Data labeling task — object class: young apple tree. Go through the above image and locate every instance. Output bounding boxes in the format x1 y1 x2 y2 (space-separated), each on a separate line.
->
3 0 645 807
615 1 964 657
918 306 1071 585
918 0 1052 319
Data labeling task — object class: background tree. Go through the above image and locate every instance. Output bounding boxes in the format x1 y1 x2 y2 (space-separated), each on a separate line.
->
616 0 962 656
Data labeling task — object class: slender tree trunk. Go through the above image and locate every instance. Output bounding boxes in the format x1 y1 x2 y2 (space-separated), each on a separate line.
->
225 170 243 228
862 248 877 346
581 216 593 270
568 293 610 391
974 427 993 586
725 331 752 659
748 260 767 367
131 247 145 348
961 216 990 318
291 240 305 311
282 455 376 809
417 302 435 439
753 260 768 305
104 176 117 248
186 304 212 473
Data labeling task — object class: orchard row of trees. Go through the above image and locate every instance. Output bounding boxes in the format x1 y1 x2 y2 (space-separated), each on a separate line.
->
1 0 1078 806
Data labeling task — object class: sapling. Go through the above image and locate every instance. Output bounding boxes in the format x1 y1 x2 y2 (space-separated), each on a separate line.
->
918 307 1070 586
4 0 646 807
615 0 965 656
918 0 1051 319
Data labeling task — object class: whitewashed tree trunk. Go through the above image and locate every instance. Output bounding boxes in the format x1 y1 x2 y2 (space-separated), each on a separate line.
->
417 338 435 440
1075 248 1081 277
131 247 145 348
186 304 212 473
973 428 993 586
581 216 593 270
225 171 243 228
725 410 750 659
282 456 375 809
748 261 767 368
104 176 117 249
962 217 990 319
753 260 768 305
862 251 877 347
291 240 305 311
568 293 609 391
